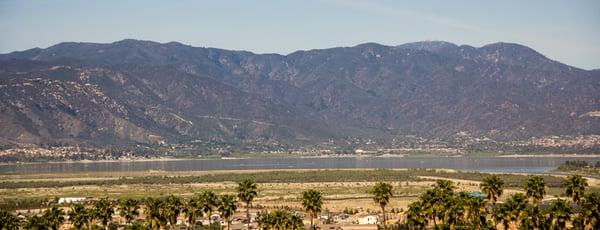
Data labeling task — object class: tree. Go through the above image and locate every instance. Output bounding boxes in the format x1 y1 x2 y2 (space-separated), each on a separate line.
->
466 196 488 229
93 198 114 229
492 203 511 230
405 201 427 230
183 196 203 229
24 215 47 230
0 210 20 230
119 198 140 225
521 205 549 230
42 205 65 230
144 197 166 230
420 189 442 229
68 203 90 229
199 191 219 227
524 176 546 207
258 210 303 230
164 195 183 227
301 189 323 230
370 182 393 228
549 199 572 230
237 179 258 230
504 193 528 229
481 175 504 206
580 192 600 230
563 174 588 205
218 195 237 230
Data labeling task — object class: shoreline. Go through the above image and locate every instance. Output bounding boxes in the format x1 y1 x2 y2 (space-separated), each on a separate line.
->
2 153 600 166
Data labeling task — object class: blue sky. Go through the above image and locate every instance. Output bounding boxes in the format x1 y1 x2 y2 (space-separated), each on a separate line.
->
1 0 599 69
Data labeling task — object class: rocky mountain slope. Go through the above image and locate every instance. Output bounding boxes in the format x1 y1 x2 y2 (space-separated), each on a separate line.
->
0 40 598 148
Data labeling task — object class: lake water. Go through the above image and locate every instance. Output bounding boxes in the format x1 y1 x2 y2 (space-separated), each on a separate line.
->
1 156 599 174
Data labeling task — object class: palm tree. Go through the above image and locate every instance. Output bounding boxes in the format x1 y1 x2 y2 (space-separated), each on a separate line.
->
258 210 303 230
284 213 304 230
466 196 488 229
420 189 442 229
68 203 90 229
0 210 21 230
435 179 455 196
563 174 588 205
492 203 510 230
522 205 547 230
524 176 546 207
301 189 323 230
237 179 258 230
481 175 504 206
42 205 65 230
257 211 273 230
444 195 466 230
549 199 572 230
183 196 203 229
24 215 46 230
405 201 427 230
164 195 183 227
119 198 140 225
93 198 114 229
199 191 219 227
580 192 600 229
144 197 165 230
370 182 393 228
218 195 237 230
504 193 528 229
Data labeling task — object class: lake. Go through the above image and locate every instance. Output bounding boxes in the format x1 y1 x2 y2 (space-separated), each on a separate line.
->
1 156 599 174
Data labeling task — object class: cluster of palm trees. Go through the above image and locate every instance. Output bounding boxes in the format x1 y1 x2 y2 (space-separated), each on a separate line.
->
396 175 600 229
1 175 599 230
0 179 325 230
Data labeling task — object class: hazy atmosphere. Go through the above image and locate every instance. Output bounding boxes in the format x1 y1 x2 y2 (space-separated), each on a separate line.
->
1 1 599 230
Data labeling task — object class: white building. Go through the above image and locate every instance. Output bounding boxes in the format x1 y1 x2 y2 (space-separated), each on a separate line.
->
358 215 378 225
58 197 86 204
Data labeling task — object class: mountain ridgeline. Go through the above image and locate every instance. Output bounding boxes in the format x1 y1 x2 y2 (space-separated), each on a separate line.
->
0 40 598 149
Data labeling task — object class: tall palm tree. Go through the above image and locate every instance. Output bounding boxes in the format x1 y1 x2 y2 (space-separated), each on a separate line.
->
492 203 510 230
301 189 323 230
200 191 219 227
24 215 46 230
580 192 600 229
481 175 504 206
237 179 258 230
68 203 90 229
284 213 304 230
93 198 114 229
549 199 572 230
42 205 65 230
420 189 442 229
0 210 21 230
522 205 547 230
164 195 183 227
370 182 393 228
504 193 528 229
218 195 237 230
563 174 588 205
405 201 427 230
183 196 203 229
524 176 546 207
435 179 456 196
119 198 140 225
144 197 165 230
444 195 465 230
466 196 488 229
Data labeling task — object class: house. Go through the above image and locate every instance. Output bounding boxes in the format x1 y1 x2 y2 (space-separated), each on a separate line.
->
357 215 378 225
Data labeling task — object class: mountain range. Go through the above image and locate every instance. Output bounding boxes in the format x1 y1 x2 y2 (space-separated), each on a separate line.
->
0 39 598 149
